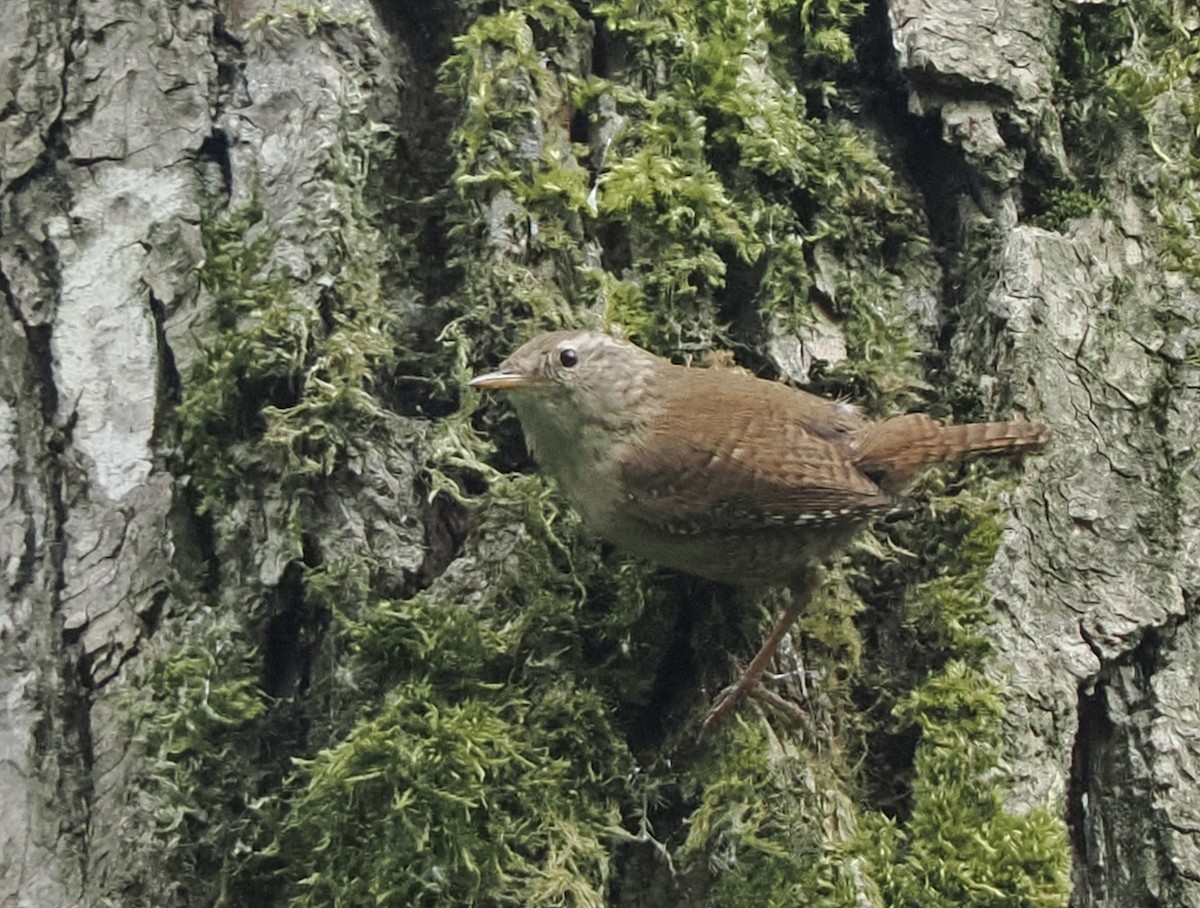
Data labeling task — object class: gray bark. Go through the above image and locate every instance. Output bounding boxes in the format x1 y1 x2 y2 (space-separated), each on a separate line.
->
891 2 1200 904
2 0 418 902
3 0 210 900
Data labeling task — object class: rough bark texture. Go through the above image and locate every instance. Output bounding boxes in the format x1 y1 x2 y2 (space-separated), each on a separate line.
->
2 0 1197 905
2 0 210 900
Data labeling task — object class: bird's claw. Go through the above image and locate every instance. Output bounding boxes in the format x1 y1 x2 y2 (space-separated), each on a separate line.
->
701 680 749 732
701 668 810 732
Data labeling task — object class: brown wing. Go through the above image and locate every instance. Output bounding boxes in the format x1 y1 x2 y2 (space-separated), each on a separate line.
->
617 367 891 536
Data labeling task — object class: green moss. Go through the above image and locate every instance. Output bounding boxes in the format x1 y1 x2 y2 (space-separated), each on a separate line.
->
246 1 373 34
280 479 642 906
285 692 620 908
1054 4 1136 187
898 469 1007 660
130 617 283 906
144 0 1078 905
797 571 865 680
181 189 396 512
434 4 599 376
139 15 412 902
1056 0 1200 286
141 635 267 768
863 664 1070 908
1029 187 1107 232
178 199 294 509
678 719 861 908
176 55 400 511
439 0 925 397
580 0 925 377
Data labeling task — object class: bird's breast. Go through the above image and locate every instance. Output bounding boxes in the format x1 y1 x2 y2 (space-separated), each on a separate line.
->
517 413 636 533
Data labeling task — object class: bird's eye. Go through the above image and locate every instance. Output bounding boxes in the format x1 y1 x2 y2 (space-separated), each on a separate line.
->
559 348 579 368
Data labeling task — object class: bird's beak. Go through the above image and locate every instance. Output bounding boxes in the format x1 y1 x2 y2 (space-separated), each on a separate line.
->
469 368 535 391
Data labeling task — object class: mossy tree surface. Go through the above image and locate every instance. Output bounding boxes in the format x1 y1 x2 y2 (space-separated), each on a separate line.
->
132 0 1200 904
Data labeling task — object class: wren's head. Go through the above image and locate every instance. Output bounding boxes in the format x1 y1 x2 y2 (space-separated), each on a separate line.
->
469 330 663 479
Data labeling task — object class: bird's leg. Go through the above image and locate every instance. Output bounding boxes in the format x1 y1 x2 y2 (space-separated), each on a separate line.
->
701 566 820 731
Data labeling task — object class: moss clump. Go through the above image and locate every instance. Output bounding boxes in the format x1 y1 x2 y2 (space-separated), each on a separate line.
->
131 618 283 905
439 0 926 405
678 718 864 908
286 692 619 908
1054 4 1137 190
863 663 1070 908
281 477 643 907
435 2 597 373
1056 0 1200 287
583 0 926 387
895 468 1009 662
246 1 372 34
1028 187 1107 232
181 190 396 514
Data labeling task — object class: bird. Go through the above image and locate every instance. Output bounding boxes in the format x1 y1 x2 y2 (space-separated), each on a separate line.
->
470 329 1048 728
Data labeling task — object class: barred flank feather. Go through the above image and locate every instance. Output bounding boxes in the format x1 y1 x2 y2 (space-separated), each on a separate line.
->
852 414 1049 492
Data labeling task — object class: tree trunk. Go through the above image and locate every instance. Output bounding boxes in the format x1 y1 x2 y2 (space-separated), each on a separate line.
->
2 0 1196 905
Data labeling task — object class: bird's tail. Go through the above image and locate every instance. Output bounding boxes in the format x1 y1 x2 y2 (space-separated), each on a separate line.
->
852 414 1048 491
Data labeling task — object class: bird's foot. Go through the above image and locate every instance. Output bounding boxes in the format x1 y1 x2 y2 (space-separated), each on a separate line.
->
748 684 808 725
701 667 809 732
701 568 820 733
701 673 756 732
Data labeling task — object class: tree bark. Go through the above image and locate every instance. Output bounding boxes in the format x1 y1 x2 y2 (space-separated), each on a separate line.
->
2 0 1196 905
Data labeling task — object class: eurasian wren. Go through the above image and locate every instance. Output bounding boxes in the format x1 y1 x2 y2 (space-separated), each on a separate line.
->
471 330 1047 727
